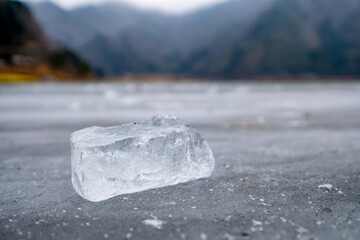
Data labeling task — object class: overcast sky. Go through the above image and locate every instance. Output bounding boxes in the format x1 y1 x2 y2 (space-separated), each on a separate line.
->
25 0 229 14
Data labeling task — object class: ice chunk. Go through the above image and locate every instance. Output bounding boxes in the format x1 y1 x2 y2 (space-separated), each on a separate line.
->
318 184 333 191
71 115 215 202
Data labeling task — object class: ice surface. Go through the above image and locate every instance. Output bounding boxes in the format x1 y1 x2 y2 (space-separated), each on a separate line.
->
71 115 215 202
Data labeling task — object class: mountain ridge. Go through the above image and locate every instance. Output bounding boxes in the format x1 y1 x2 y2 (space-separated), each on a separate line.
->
29 0 360 78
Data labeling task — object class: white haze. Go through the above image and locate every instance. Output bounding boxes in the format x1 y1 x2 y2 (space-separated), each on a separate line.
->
25 0 229 14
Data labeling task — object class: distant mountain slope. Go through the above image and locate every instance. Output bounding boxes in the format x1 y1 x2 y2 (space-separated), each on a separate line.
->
28 1 94 49
29 0 360 78
28 1 173 49
80 26 180 75
0 0 49 62
174 0 275 53
0 0 92 79
56 0 273 75
181 0 360 77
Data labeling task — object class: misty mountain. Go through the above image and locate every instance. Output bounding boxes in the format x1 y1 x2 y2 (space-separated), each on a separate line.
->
29 0 273 75
0 0 92 78
29 0 360 78
28 1 173 49
173 0 275 53
80 25 179 75
182 0 360 77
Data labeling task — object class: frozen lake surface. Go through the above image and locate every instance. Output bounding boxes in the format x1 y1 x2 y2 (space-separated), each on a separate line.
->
1 82 360 239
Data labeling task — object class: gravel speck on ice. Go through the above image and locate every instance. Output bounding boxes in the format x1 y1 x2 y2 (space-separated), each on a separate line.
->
252 219 263 226
200 232 207 240
143 219 166 229
318 184 333 191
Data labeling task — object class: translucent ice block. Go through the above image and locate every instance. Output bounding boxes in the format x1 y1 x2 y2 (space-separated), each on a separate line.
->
71 115 215 202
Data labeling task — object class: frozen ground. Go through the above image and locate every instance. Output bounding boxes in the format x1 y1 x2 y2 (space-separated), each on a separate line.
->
1 82 360 239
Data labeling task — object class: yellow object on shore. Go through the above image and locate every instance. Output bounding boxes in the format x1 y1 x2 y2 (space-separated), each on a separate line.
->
0 74 39 84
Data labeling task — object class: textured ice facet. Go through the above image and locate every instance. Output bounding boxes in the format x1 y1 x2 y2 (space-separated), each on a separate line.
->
71 115 215 202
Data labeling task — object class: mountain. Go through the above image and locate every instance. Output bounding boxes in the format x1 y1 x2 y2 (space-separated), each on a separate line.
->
29 0 360 78
28 1 173 49
80 25 179 75
181 0 360 77
73 0 274 75
29 0 273 75
0 0 49 62
0 0 93 80
173 0 275 53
